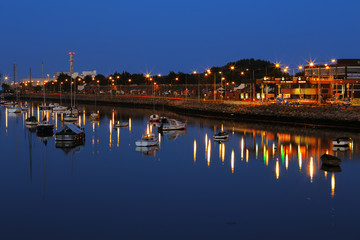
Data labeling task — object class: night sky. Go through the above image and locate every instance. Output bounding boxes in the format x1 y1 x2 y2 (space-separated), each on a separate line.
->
1 0 359 80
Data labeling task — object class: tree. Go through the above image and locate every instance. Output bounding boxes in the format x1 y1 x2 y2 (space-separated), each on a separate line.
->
95 74 107 86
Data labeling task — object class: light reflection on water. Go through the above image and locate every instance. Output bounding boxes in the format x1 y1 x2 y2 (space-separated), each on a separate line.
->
0 102 359 239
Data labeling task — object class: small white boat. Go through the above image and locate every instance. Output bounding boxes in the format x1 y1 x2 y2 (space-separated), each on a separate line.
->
135 146 159 155
49 103 59 108
332 137 352 146
150 114 160 122
53 105 68 112
135 133 159 147
3 101 14 106
158 119 186 131
213 131 229 141
114 121 128 128
65 108 79 116
90 112 100 121
8 106 22 113
64 113 78 122
332 146 350 152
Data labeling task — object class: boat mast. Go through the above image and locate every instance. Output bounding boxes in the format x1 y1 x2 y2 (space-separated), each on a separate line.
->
69 52 75 108
42 61 45 106
13 63 16 102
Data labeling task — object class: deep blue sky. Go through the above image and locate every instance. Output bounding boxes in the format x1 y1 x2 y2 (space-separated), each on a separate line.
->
1 0 359 80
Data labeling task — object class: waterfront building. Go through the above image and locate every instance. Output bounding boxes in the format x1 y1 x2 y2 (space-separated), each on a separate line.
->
54 70 96 79
256 59 360 101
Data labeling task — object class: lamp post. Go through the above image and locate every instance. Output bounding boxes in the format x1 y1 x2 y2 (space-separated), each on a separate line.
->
193 71 200 102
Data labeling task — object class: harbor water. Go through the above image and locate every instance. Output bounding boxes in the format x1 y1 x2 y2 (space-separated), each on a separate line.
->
0 103 359 239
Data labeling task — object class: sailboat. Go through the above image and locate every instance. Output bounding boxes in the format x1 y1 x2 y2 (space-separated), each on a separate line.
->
53 83 67 112
89 92 99 121
36 115 54 135
213 124 229 141
8 63 21 113
39 62 52 110
113 110 128 128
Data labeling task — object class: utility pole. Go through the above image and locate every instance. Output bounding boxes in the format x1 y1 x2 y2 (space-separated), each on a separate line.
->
213 73 216 101
318 66 321 105
69 52 75 107
252 70 255 101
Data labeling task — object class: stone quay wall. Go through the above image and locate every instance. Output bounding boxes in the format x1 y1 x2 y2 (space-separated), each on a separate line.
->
19 93 360 130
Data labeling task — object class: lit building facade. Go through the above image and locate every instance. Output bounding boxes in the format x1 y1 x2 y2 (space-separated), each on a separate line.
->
256 59 360 100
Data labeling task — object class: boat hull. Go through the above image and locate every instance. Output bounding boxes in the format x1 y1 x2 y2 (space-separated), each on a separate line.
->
332 140 351 146
135 140 158 147
8 107 21 113
320 154 342 166
55 134 85 142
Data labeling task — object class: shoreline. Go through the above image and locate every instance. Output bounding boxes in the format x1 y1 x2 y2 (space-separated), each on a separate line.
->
16 93 360 131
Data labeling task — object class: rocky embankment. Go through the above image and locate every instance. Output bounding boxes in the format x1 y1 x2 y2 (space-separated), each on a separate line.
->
20 94 360 129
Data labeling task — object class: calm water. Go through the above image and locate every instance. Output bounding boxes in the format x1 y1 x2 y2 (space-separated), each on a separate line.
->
1 103 359 239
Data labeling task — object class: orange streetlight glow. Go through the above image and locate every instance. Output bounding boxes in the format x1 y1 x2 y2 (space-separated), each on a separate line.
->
230 66 235 70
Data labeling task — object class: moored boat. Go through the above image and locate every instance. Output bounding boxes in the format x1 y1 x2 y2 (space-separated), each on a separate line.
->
320 154 342 166
53 105 68 112
213 131 229 141
135 133 159 147
64 112 78 122
135 145 159 155
150 114 160 122
55 123 85 142
158 119 186 131
90 112 100 121
25 116 38 126
8 106 22 113
332 137 352 146
114 121 128 128
36 119 54 135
